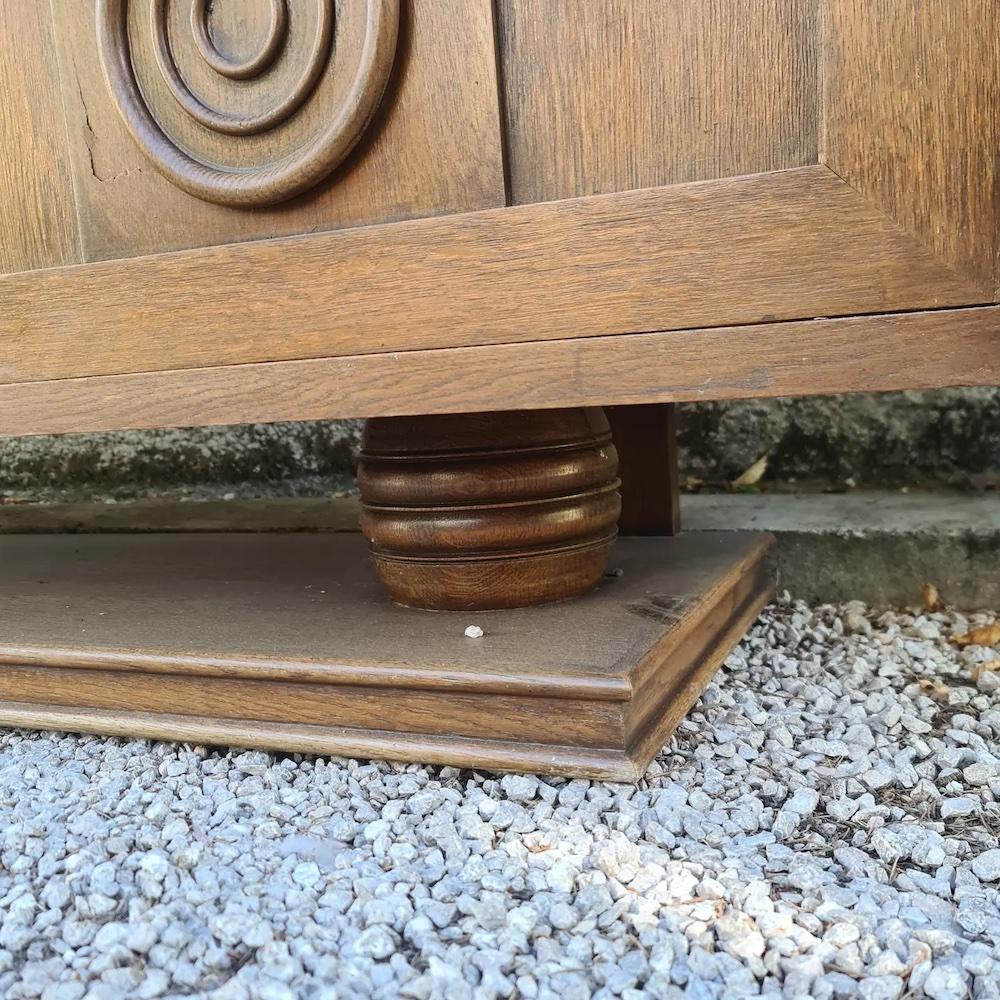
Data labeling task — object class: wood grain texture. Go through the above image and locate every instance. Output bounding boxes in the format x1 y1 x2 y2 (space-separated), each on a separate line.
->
52 0 505 259
823 0 1000 295
0 702 638 782
606 405 680 536
627 558 773 768
3 305 997 438
0 531 774 779
0 3 81 275
0 166 985 385
359 409 620 609
496 0 819 204
96 0 399 206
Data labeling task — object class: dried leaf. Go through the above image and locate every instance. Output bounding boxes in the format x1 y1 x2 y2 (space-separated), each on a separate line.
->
921 582 944 612
917 678 950 701
732 454 769 488
952 623 1000 648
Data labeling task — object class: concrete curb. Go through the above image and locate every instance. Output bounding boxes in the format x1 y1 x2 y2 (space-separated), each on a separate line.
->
2 492 996 610
684 492 999 609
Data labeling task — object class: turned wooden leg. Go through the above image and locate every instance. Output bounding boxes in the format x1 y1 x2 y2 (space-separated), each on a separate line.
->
358 408 621 610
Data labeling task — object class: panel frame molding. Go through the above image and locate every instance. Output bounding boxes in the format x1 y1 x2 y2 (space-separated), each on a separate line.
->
1 164 992 390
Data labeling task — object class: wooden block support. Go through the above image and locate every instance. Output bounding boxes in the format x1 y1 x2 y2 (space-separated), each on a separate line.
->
0 531 773 780
606 403 681 536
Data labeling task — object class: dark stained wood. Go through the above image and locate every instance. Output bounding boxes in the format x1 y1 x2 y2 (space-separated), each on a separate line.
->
497 0 819 203
606 404 681 536
823 0 1000 296
50 0 505 261
3 305 997 438
0 4 81 274
0 531 774 780
0 166 984 384
358 408 620 609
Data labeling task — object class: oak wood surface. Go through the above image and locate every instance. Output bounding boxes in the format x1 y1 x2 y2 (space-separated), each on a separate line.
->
2 664 623 747
0 533 753 689
0 701 639 781
0 531 773 780
496 0 819 204
48 0 505 262
96 0 399 207
4 306 996 438
359 408 620 609
627 558 773 769
606 405 681 536
0 4 81 274
822 0 1000 296
1 166 985 385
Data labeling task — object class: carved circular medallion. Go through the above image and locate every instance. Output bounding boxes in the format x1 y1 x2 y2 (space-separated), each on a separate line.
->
97 0 399 206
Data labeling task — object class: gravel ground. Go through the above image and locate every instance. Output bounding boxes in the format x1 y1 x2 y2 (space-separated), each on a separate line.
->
3 597 1000 999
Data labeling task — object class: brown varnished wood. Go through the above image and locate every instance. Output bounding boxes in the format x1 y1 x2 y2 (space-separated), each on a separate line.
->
627 558 774 769
3 305 996 438
96 0 398 206
606 404 681 537
0 166 985 383
48 0 505 263
0 703 639 782
823 0 1000 296
0 3 81 274
0 532 774 780
0 3 995 778
1 666 622 748
358 409 621 609
496 0 819 204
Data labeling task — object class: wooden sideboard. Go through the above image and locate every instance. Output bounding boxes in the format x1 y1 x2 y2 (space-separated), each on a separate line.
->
0 1 997 777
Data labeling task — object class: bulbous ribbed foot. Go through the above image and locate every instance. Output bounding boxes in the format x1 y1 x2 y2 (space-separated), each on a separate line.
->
358 408 621 610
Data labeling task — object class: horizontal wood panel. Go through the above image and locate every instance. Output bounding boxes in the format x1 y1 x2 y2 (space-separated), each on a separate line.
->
497 0 819 203
0 701 636 781
3 306 996 437
0 666 620 747
0 166 985 385
0 531 773 779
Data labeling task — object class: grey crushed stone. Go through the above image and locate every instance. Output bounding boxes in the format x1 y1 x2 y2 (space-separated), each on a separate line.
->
2 596 1000 998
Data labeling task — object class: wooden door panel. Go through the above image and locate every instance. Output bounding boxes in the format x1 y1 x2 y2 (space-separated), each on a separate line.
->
0 1 996 435
823 0 1000 297
0 5 81 274
50 0 506 262
496 0 999 304
496 0 821 204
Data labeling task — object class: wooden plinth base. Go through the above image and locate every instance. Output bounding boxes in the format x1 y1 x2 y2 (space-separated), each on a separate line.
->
0 531 773 780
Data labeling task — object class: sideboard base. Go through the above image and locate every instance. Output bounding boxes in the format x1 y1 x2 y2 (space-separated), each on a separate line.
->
0 531 773 780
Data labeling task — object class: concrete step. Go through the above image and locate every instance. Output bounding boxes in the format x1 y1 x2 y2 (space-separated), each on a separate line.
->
2 492 996 610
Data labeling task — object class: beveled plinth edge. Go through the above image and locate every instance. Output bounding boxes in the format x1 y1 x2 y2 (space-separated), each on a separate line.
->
0 531 774 780
0 702 640 782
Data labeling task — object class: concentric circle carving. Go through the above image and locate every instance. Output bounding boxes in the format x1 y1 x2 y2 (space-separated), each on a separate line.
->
97 0 399 207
